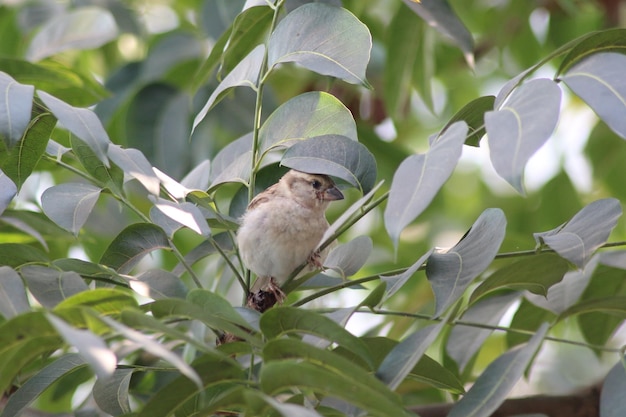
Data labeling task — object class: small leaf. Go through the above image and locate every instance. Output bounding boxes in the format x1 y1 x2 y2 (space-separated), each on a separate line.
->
600 356 626 417
93 368 134 416
47 314 116 379
268 3 371 86
323 236 372 278
0 72 34 147
402 0 474 66
128 269 188 300
71 136 123 194
259 91 357 152
20 266 88 308
426 208 507 317
470 253 569 303
181 159 211 191
208 133 253 189
0 353 86 417
444 95 495 146
41 182 102 235
187 289 251 329
26 7 118 61
447 323 549 417
561 52 626 140
260 307 372 366
447 292 520 372
100 223 170 274
533 198 622 268
107 145 160 195
557 29 626 75
0 266 29 318
281 134 377 193
384 121 467 246
380 249 433 304
193 45 264 130
376 321 446 390
486 78 561 194
559 296 626 319
153 198 211 237
37 90 110 166
0 171 17 215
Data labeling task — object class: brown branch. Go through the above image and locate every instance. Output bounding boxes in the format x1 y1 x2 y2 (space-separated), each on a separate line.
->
410 386 601 417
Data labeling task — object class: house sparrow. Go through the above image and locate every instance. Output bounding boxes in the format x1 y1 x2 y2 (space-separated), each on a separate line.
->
237 169 344 311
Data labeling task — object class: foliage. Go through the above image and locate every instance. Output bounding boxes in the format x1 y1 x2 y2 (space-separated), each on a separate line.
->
1 1 626 416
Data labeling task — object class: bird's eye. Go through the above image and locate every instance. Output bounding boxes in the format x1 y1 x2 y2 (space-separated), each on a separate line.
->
311 180 322 189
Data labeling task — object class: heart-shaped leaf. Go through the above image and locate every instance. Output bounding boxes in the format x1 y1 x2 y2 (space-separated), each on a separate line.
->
486 78 561 194
561 52 626 140
427 208 507 317
533 198 622 268
41 182 102 235
281 134 377 193
268 3 371 86
384 121 467 246
0 72 33 147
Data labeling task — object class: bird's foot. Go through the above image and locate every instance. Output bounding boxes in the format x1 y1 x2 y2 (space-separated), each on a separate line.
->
246 277 285 313
307 250 323 270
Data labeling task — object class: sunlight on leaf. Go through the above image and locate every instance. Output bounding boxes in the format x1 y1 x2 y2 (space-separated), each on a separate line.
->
41 183 102 235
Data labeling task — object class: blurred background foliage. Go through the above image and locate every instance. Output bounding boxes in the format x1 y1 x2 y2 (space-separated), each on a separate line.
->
1 0 626 406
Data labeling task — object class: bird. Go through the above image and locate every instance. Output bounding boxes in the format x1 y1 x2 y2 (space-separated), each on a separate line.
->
236 169 344 311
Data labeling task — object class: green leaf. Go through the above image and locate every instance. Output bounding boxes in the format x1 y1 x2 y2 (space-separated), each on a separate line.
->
507 298 555 348
0 243 48 267
0 311 62 394
380 249 433 304
410 354 465 394
447 293 520 372
470 253 569 303
557 28 626 75
193 45 264 130
129 269 188 300
152 198 211 237
259 91 358 153
323 236 372 278
268 3 371 86
533 198 622 268
561 52 626 140
486 78 561 194
55 288 138 314
0 171 17 215
70 136 123 194
0 110 55 190
260 307 372 366
41 183 102 235
187 289 251 328
53 258 126 285
100 223 171 274
260 360 412 417
559 296 626 319
0 353 87 417
26 7 118 61
402 0 474 66
0 266 28 318
447 323 549 417
600 356 626 417
376 321 446 390
93 368 134 416
444 95 495 146
281 134 377 193
38 90 110 166
427 208 507 317
20 265 88 308
107 145 160 195
384 121 467 246
47 314 116 379
0 71 34 147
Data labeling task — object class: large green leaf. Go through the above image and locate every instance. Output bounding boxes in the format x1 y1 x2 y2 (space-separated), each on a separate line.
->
557 28 626 75
444 95 495 146
486 78 561 194
268 3 371 86
281 134 377 193
447 323 549 417
26 6 118 61
259 91 358 152
20 265 88 308
533 198 622 268
0 72 33 147
561 52 626 140
41 183 102 235
260 360 413 417
100 223 171 274
470 253 569 303
93 368 134 416
426 208 506 317
0 353 87 417
152 198 211 237
0 243 48 267
384 121 467 246
107 145 160 195
70 136 123 194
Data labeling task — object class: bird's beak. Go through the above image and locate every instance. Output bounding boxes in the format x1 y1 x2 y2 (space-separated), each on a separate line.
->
324 186 344 201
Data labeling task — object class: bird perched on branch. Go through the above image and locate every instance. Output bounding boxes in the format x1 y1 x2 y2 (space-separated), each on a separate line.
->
237 169 344 312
